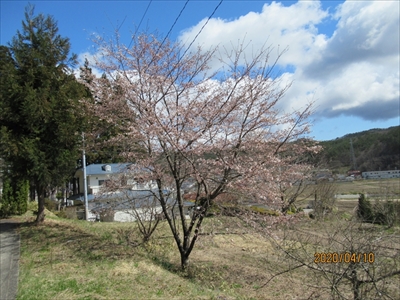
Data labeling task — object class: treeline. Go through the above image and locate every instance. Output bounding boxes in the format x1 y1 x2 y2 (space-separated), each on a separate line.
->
0 6 90 222
318 126 400 172
358 194 400 227
0 5 130 221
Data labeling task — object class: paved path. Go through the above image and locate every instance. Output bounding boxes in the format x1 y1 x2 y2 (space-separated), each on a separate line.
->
0 220 20 300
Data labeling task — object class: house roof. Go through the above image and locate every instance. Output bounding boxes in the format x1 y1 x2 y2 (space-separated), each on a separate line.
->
88 189 193 211
68 193 95 201
76 163 155 177
76 163 131 176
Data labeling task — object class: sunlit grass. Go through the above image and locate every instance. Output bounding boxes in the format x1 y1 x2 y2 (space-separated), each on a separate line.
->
15 178 400 299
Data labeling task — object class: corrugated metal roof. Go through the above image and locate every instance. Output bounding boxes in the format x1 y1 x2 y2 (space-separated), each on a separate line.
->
79 163 131 175
88 189 193 211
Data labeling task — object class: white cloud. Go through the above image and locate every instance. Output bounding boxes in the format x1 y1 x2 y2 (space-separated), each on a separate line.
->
179 1 328 69
302 0 399 120
178 0 400 122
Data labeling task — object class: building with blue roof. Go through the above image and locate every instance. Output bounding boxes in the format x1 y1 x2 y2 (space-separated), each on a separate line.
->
74 163 156 195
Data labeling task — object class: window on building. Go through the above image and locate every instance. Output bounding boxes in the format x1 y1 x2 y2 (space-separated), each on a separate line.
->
98 179 110 186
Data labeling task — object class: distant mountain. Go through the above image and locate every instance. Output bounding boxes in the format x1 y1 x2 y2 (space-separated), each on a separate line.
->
317 126 400 172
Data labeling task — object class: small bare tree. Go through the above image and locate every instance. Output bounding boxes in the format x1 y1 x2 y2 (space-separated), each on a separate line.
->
264 216 400 299
93 171 163 244
82 31 319 270
310 180 337 220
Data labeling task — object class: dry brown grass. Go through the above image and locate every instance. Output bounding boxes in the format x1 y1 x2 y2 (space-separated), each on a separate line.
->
15 191 400 300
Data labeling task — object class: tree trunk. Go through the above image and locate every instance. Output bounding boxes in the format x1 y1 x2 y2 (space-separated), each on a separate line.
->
35 184 46 223
351 266 361 300
29 181 36 201
353 281 361 300
180 253 189 271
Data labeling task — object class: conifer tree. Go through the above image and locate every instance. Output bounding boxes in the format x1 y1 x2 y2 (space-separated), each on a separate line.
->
0 175 28 217
0 5 86 222
0 178 15 217
357 193 373 222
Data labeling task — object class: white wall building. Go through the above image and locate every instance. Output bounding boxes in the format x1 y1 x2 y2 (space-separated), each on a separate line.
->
362 170 400 179
74 163 157 195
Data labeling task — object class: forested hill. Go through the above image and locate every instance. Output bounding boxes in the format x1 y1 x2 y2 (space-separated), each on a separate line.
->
317 126 400 172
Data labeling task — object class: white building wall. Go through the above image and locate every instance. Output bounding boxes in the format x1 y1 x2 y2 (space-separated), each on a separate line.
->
362 170 400 179
88 174 110 194
114 207 163 222
75 170 111 195
76 170 158 195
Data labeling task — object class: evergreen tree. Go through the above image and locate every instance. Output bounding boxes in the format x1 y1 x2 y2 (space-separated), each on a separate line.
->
0 175 28 217
0 5 87 222
15 178 29 214
357 193 374 222
0 177 15 217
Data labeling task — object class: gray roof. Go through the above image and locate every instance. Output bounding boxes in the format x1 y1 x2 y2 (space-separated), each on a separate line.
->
76 163 156 176
88 189 194 212
77 163 131 176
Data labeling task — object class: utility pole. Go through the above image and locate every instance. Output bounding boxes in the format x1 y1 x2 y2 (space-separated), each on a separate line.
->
82 133 89 221
350 138 357 171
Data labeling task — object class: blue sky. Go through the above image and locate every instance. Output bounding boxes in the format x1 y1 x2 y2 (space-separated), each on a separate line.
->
1 1 399 141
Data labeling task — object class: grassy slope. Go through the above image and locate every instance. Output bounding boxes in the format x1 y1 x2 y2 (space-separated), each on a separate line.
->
15 178 400 300
16 214 400 300
16 212 321 300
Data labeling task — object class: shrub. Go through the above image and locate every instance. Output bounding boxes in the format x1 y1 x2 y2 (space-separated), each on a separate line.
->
44 198 57 211
64 206 78 220
373 200 400 227
287 205 297 214
357 194 400 227
15 179 28 213
249 206 280 216
27 200 37 211
99 208 115 222
0 177 28 217
357 193 373 222
55 210 67 219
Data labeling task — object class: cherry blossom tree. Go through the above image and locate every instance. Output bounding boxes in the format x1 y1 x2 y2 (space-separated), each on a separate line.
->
82 32 319 270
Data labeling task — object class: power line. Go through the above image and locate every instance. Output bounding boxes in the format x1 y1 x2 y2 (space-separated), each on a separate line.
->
136 0 152 34
137 0 190 77
147 0 190 62
162 0 190 42
127 0 153 50
154 0 224 109
121 0 223 86
146 0 223 88
182 0 223 55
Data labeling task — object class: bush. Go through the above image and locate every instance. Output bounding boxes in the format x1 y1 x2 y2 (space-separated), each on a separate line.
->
287 205 297 214
0 177 28 217
357 194 400 227
249 206 280 216
99 208 115 222
64 207 77 219
44 198 57 211
55 210 67 219
357 193 374 222
373 200 400 227
27 201 37 211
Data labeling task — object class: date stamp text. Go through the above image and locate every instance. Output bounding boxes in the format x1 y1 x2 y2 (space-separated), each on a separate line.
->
314 252 375 264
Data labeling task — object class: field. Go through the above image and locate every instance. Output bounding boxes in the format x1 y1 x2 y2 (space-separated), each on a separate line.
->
334 178 400 197
296 178 400 212
15 178 400 299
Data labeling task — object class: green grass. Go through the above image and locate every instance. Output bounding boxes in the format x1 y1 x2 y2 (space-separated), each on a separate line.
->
14 178 400 299
16 211 316 299
17 217 225 300
15 214 400 299
335 178 400 196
